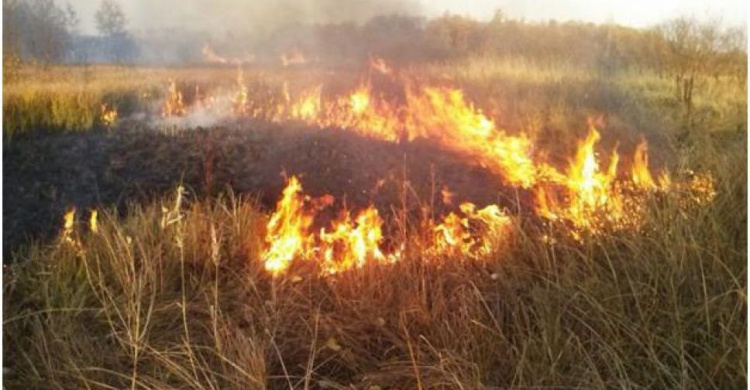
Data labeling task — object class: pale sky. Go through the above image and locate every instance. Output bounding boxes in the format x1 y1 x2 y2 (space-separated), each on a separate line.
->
72 0 747 35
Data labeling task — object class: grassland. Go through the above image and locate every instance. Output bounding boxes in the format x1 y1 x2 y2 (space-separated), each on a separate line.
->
3 58 747 389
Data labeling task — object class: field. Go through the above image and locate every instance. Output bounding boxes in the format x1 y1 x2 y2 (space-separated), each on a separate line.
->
3 56 747 389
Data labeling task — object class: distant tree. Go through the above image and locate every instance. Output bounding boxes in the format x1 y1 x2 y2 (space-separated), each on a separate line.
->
362 15 426 60
655 17 730 121
426 14 483 56
95 0 126 37
64 2 79 33
3 0 77 66
94 0 137 63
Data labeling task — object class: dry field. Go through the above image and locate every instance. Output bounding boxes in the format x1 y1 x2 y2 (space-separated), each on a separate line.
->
3 58 746 389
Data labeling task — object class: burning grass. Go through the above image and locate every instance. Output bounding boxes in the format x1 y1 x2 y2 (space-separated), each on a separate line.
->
3 145 746 387
3 58 746 388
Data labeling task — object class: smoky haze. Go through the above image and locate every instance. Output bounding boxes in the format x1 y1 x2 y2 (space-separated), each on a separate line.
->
12 0 745 65
72 0 746 35
77 0 423 35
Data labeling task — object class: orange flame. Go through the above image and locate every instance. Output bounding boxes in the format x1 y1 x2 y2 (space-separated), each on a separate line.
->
404 87 537 187
319 207 388 273
99 103 118 127
234 67 249 116
262 177 516 275
156 60 715 255
162 80 186 117
89 209 98 234
262 177 314 275
432 203 511 257
632 137 656 189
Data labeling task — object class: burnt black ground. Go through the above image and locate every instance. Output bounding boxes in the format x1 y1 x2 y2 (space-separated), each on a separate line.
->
3 119 532 261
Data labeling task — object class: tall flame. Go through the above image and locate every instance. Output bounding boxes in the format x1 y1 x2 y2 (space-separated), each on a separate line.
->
162 80 186 117
262 177 313 275
632 137 657 189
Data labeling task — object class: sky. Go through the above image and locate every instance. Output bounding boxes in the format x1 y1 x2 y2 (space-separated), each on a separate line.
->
72 0 748 35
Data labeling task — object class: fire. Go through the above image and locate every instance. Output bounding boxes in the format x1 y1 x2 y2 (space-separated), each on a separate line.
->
234 67 249 116
262 177 314 275
289 86 322 121
348 86 370 115
155 60 717 265
89 209 98 234
533 124 624 233
404 87 537 188
565 126 620 223
632 137 655 189
261 177 516 275
99 103 118 127
162 80 186 117
319 207 388 273
432 203 511 257
261 176 396 275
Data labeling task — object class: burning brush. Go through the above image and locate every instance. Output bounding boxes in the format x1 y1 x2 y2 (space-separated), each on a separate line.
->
151 60 717 276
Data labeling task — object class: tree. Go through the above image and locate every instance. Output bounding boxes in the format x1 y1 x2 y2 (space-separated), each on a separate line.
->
655 17 728 122
94 0 136 63
95 0 126 37
3 0 78 65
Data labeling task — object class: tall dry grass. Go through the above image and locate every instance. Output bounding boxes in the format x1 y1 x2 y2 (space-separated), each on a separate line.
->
4 129 745 388
3 57 746 388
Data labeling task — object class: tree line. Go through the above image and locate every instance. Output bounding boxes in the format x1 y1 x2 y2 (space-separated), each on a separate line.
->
3 0 747 83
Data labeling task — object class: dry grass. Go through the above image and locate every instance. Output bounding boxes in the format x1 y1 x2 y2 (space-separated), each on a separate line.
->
4 131 746 388
3 59 746 388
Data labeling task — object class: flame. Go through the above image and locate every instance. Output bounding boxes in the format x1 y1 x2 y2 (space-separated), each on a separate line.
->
261 176 396 275
565 126 620 222
63 208 76 235
155 60 715 257
432 203 511 257
262 176 314 275
89 209 98 234
60 207 82 248
290 86 322 121
632 137 656 189
319 207 387 273
404 87 537 188
262 176 516 275
202 44 256 65
99 103 118 127
533 124 624 233
162 80 186 117
234 68 249 116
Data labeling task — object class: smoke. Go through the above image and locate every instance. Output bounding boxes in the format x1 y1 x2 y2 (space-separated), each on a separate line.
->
81 0 422 35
